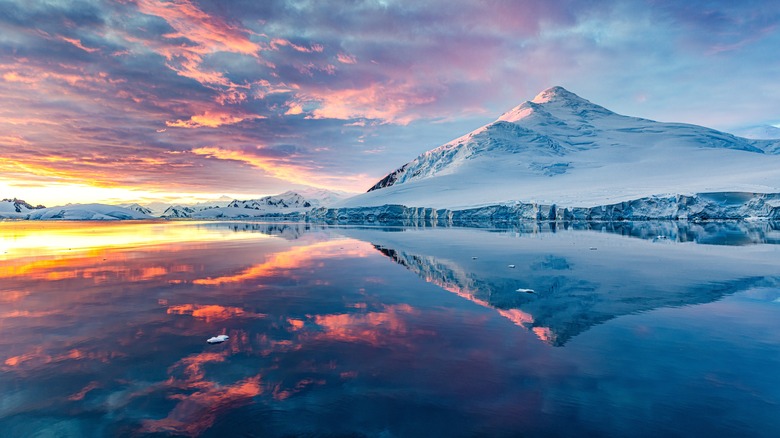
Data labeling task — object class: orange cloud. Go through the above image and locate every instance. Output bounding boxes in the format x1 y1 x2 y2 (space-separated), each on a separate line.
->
166 111 264 128
189 146 373 191
305 83 437 124
134 0 260 56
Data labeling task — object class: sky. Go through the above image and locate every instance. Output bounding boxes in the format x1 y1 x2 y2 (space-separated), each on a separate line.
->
1 0 779 206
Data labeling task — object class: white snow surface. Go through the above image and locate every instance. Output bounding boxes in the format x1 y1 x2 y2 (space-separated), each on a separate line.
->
340 86 780 210
729 124 780 140
1 199 35 218
166 190 349 219
122 203 154 215
27 204 153 220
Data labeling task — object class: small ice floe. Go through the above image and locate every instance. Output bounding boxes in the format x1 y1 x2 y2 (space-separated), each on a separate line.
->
206 334 229 344
508 264 516 268
516 288 535 294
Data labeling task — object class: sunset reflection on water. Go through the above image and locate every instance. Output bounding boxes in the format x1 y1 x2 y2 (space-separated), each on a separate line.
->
1 222 779 437
1 222 463 436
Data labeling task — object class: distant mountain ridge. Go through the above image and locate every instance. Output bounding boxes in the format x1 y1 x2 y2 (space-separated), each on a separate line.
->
159 190 348 219
1 198 45 213
228 191 315 210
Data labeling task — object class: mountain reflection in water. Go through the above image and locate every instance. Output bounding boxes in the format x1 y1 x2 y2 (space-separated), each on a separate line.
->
1 221 779 437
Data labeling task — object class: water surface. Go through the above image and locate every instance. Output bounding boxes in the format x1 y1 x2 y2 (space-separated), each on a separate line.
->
1 221 779 437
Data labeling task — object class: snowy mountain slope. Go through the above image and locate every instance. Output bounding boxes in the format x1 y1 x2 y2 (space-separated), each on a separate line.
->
730 124 780 140
163 190 349 219
228 191 316 209
123 203 154 215
27 204 153 220
160 205 196 218
0 198 45 218
343 86 780 211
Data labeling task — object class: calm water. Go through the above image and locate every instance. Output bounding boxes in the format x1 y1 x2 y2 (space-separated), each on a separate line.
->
1 221 779 437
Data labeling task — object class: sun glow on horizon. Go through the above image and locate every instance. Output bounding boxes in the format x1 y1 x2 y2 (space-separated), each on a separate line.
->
0 179 357 208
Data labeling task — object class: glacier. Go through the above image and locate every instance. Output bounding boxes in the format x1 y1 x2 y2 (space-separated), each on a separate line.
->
309 192 780 225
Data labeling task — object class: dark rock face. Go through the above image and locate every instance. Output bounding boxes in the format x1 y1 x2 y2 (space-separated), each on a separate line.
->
367 164 408 192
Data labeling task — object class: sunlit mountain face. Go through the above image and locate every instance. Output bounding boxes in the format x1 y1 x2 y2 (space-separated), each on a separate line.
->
2 221 780 436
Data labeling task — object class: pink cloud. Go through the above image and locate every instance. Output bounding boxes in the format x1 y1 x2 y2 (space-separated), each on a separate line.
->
270 38 324 53
336 53 357 64
58 36 99 53
134 0 261 56
304 82 438 125
165 111 264 128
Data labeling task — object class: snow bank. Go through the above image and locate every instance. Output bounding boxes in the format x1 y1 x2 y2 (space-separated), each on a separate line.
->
27 204 153 220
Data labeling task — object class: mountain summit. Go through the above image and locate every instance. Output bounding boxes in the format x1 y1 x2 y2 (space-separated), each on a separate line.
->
345 87 780 210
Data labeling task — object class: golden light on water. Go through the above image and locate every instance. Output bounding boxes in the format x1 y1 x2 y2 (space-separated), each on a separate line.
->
0 221 271 260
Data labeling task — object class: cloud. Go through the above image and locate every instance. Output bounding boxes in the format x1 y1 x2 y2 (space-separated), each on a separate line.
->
1 0 779 204
166 111 264 128
190 146 374 192
58 36 99 53
304 82 440 125
336 53 357 64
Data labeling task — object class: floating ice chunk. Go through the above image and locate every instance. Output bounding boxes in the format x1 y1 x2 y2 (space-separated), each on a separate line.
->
516 288 535 294
508 264 516 268
207 334 229 344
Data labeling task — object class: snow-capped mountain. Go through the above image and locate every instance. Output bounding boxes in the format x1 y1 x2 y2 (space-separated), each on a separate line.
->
338 86 780 215
123 203 154 215
0 198 45 218
27 204 153 220
158 190 348 219
228 191 316 210
161 205 196 218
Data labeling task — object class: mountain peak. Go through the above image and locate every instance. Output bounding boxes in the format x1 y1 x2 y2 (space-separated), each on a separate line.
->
497 86 611 123
531 86 580 104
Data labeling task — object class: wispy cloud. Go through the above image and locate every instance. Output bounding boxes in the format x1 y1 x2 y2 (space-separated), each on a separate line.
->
190 146 373 192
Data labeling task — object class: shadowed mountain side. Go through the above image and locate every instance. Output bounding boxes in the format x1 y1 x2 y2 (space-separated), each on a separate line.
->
335 227 780 346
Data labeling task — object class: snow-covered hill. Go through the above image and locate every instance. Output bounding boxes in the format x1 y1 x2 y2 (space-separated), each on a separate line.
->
228 191 316 210
161 190 348 219
337 87 780 215
0 198 45 219
123 203 154 215
27 204 153 220
160 205 196 218
729 124 780 140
